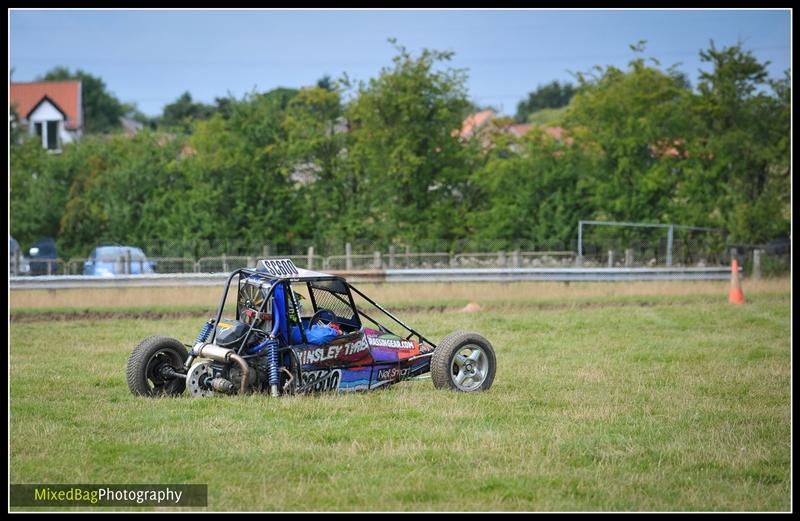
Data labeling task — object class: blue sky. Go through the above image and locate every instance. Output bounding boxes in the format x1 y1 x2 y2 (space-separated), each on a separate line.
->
9 9 791 117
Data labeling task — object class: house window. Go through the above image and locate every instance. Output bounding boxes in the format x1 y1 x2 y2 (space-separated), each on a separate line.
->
46 120 59 150
34 122 43 139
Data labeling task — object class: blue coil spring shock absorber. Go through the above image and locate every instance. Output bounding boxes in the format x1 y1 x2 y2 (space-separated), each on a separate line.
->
267 338 280 389
195 319 215 345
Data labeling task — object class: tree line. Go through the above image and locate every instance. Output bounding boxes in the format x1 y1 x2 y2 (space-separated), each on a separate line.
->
10 41 790 259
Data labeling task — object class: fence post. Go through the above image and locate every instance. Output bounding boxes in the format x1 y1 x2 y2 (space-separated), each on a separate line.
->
405 245 411 268
497 250 506 267
625 249 633 267
512 249 520 268
307 246 314 270
47 259 53 276
389 246 396 269
345 243 352 271
752 249 763 280
576 220 584 267
373 251 382 269
666 225 674 267
222 253 228 273
262 245 269 258
608 250 614 268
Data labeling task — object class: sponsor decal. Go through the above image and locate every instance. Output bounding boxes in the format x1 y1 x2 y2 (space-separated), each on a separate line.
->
367 337 416 350
419 342 434 354
342 337 369 356
297 345 343 365
301 369 341 392
296 337 370 365
216 322 234 329
376 367 410 381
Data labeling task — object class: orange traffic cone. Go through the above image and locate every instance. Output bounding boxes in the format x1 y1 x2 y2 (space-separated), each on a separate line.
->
729 258 745 305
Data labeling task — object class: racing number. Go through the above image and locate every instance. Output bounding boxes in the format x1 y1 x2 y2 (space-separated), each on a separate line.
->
262 259 299 277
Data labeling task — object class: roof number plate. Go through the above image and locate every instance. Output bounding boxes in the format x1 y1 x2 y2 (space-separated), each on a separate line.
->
259 259 300 277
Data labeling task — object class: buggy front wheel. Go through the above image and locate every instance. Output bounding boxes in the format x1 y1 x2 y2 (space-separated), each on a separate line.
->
127 336 189 396
431 331 496 392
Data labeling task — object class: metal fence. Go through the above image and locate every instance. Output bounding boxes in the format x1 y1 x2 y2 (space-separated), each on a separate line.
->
9 220 790 279
577 220 729 268
9 246 789 280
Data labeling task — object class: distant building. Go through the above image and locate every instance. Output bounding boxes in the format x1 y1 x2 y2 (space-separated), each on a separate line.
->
120 117 144 136
10 81 83 152
459 110 567 147
458 110 495 139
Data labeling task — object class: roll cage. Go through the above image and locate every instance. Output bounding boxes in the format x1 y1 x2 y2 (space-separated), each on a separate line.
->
207 263 437 359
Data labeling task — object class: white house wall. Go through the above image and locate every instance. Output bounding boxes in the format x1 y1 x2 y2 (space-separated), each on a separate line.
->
27 99 78 146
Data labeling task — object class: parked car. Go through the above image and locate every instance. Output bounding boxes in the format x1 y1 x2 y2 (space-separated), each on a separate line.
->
84 245 156 276
9 235 30 275
26 237 58 275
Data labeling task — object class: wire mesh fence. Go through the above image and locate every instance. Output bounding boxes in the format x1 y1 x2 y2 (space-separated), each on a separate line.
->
8 223 790 278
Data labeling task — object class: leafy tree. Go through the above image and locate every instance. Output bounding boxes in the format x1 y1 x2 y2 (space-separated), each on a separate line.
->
40 67 126 134
468 127 597 248
344 41 475 246
10 41 789 260
158 91 216 132
316 75 334 91
10 139 60 248
515 80 576 123
282 86 348 243
565 56 692 225
678 43 790 243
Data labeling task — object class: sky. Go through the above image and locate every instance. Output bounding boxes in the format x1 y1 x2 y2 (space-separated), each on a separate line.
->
9 9 792 118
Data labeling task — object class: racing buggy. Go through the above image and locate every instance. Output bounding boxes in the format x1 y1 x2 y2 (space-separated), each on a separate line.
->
126 259 496 397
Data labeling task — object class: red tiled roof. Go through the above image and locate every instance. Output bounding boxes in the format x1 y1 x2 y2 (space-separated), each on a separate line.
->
507 123 533 137
459 110 494 138
650 139 687 159
544 126 564 140
10 81 82 130
506 124 567 142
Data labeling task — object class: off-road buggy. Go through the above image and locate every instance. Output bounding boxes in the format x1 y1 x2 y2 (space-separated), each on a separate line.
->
126 259 496 397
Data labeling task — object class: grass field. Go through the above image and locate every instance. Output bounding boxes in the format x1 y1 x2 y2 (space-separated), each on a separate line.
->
9 280 791 511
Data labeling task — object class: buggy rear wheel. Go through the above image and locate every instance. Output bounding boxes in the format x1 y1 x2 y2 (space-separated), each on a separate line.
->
127 336 189 396
431 331 496 392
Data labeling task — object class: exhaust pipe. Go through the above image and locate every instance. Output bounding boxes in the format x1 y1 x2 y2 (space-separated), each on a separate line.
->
196 344 251 395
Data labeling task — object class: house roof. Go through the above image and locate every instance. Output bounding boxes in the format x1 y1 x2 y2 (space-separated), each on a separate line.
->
544 126 565 141
10 81 83 130
459 110 494 139
507 123 533 138
505 123 568 142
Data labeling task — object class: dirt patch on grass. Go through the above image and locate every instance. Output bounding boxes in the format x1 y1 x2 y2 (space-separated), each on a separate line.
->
11 296 765 323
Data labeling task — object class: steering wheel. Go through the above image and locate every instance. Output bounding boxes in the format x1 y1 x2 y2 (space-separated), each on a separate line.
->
310 308 337 328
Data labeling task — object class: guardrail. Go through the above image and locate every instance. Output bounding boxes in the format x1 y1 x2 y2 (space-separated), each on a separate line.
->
9 248 725 276
9 266 737 290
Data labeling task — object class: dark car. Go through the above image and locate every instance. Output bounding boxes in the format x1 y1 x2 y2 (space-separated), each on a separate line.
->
84 245 156 276
26 237 58 276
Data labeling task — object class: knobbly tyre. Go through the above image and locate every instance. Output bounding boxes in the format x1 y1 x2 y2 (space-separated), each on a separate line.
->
126 259 497 397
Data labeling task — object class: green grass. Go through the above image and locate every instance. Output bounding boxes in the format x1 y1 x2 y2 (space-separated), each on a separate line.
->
10 290 790 511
